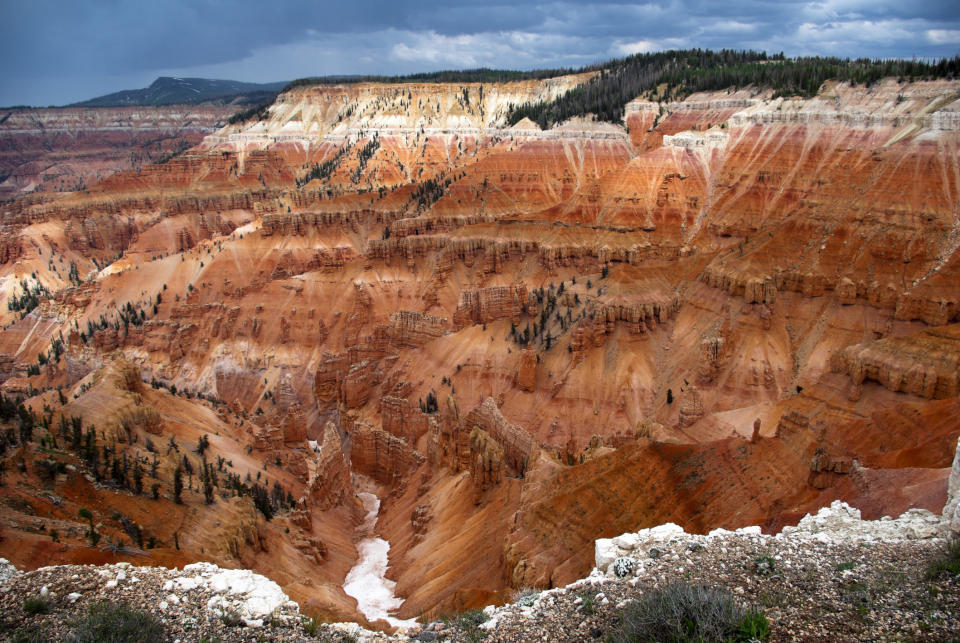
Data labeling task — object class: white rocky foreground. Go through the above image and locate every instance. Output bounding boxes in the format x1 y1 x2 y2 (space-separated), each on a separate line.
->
0 559 300 630
162 562 295 627
594 501 945 578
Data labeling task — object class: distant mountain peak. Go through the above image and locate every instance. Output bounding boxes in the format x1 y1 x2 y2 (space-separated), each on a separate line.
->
70 77 288 108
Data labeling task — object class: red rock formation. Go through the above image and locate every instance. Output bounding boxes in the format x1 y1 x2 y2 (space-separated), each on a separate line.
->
308 422 352 510
469 428 504 499
410 504 432 543
677 387 705 428
4 74 960 624
349 420 425 485
462 398 535 478
514 349 537 392
453 284 530 328
830 325 960 399
380 395 429 444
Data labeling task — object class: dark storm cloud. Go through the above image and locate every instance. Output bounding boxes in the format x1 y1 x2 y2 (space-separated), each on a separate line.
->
1 0 958 106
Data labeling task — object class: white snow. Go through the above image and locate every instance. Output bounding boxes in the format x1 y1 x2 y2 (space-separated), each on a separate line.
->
342 492 417 630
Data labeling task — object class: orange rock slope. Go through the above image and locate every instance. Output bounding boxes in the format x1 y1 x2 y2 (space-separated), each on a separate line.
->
1 74 959 624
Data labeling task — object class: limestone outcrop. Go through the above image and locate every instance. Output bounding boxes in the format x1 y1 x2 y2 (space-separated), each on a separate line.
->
944 435 960 535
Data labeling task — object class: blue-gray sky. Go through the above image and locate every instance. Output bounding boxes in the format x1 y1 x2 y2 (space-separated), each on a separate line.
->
2 0 958 106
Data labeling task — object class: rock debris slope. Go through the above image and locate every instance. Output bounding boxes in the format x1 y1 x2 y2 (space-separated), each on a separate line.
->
0 67 959 630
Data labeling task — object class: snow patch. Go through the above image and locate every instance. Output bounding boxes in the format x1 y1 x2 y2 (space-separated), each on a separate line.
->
342 492 417 630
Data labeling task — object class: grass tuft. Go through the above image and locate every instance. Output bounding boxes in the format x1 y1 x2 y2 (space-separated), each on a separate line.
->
579 590 598 615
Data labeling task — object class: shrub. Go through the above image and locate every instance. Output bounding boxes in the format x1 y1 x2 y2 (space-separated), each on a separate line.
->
66 602 167 642
23 596 50 615
511 587 540 607
35 457 66 482
613 556 636 578
441 609 488 642
219 608 242 627
753 556 777 576
926 537 960 579
607 583 769 643
737 610 770 640
11 629 46 643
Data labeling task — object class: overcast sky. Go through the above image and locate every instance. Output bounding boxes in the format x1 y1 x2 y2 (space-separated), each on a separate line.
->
2 0 958 106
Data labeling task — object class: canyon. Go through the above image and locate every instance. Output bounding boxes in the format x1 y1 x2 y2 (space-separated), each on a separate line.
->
0 68 959 631
0 105 236 199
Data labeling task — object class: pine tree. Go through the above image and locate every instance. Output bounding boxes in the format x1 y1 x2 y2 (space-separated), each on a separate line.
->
202 459 214 504
133 461 143 495
173 463 184 504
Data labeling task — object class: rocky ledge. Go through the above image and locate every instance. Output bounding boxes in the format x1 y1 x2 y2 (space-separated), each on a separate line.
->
1 498 958 642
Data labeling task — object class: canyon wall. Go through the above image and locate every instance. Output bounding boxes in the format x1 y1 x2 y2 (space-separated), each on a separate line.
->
0 105 234 199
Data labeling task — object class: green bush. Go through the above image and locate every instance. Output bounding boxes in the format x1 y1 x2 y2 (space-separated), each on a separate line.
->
926 537 960 579
22 596 50 615
753 556 777 576
736 610 770 641
65 602 168 642
607 583 769 643
511 587 540 608
441 608 488 642
11 628 47 643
